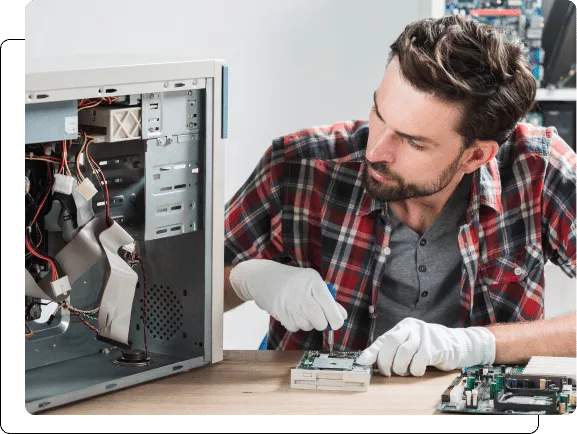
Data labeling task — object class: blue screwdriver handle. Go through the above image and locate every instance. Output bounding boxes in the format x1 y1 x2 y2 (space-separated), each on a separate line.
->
326 283 336 332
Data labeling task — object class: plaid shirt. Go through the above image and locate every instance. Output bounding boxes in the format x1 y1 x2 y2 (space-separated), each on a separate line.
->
224 121 576 351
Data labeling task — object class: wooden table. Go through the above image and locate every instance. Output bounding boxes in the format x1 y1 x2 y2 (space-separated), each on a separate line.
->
43 350 459 415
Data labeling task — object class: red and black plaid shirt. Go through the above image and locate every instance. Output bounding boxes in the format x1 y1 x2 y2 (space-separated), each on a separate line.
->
224 121 576 351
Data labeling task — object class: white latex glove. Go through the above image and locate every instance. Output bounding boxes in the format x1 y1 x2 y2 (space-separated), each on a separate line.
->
229 259 347 333
356 318 496 376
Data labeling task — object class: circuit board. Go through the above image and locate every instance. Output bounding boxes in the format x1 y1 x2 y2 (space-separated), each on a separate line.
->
296 351 367 371
437 363 576 414
291 351 372 391
445 1 544 85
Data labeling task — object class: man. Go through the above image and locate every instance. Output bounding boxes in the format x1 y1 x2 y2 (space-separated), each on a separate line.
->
223 16 576 377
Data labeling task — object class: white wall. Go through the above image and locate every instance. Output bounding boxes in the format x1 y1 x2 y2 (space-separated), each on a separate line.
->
26 0 575 350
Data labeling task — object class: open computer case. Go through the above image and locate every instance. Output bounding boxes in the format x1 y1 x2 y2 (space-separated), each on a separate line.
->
24 60 227 413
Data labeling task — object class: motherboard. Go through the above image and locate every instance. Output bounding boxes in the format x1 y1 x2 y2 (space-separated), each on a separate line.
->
445 0 545 85
437 360 576 414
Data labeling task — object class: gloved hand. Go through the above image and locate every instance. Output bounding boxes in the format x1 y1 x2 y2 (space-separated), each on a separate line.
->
229 259 347 333
356 318 496 376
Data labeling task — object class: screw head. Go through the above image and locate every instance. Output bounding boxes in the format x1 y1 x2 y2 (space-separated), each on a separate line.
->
163 82 169 88
149 94 155 99
149 127 155 133
192 80 197 85
166 138 172 144
187 123 193 128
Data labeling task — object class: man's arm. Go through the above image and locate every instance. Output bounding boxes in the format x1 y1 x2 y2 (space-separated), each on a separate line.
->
224 264 245 312
487 313 576 364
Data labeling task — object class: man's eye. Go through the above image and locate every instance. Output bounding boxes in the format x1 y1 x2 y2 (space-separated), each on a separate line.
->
408 138 424 151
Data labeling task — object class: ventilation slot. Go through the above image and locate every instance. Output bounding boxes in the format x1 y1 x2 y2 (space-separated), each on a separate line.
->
143 284 184 341
111 196 124 207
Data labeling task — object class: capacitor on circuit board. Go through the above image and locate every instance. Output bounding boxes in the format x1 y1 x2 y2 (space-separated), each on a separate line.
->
490 381 497 399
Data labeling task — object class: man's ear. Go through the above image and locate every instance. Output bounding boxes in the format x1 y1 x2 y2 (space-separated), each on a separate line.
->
460 140 499 174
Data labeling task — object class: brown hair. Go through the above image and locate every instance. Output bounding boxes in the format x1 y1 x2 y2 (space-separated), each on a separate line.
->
389 16 537 147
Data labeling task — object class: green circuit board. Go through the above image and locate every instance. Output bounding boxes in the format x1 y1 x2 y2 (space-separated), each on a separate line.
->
437 364 576 415
296 351 368 372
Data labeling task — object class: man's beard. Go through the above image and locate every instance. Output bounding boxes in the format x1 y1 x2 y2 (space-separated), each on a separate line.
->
362 153 463 202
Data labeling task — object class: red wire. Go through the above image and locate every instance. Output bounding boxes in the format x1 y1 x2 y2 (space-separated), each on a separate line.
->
25 235 58 281
26 155 60 282
59 152 65 173
68 308 98 333
24 154 61 162
30 180 51 227
59 141 67 174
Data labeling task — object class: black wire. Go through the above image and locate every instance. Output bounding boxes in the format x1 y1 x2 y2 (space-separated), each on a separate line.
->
25 144 67 277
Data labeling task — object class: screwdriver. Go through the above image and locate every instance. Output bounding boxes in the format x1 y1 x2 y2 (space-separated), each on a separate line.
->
327 283 336 354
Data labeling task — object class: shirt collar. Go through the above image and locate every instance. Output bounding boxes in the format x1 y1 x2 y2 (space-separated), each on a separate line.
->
471 156 503 216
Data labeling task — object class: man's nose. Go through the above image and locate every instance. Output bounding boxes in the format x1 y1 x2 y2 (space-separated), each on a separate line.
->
367 130 396 164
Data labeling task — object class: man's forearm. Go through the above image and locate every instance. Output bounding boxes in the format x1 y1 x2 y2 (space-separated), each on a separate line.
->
224 264 245 312
486 313 576 364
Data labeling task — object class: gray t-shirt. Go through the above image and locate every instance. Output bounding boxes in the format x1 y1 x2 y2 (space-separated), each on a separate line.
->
374 175 472 336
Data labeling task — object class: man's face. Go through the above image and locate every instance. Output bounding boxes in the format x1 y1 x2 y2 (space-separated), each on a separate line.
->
364 57 468 202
